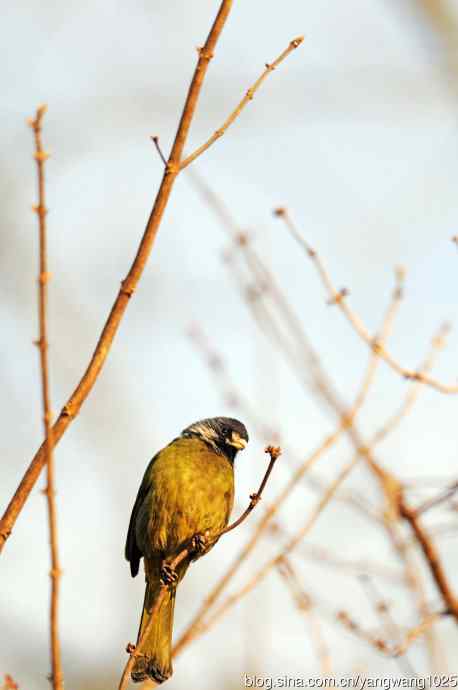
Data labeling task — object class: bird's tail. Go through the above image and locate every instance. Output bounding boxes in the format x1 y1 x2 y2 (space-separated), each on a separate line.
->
131 560 188 684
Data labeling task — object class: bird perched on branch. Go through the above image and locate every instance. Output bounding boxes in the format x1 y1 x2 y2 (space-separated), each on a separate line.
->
125 416 249 684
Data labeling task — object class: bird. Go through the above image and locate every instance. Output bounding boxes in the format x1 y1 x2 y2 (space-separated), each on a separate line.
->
125 416 249 684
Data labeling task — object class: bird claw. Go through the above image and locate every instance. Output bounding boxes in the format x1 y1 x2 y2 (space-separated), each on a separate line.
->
191 533 208 555
160 562 178 585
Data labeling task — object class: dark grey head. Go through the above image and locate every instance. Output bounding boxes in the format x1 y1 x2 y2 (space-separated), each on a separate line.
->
181 416 249 462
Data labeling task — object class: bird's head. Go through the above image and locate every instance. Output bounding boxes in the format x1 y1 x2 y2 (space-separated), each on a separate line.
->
181 416 249 462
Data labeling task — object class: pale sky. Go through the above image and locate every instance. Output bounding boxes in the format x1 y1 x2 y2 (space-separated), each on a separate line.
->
2 2 458 688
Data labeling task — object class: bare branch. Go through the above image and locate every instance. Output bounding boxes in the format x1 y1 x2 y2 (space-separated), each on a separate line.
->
392 611 447 657
399 496 458 619
277 207 458 394
220 445 281 536
28 105 63 690
180 37 304 170
358 575 417 675
150 135 167 166
415 480 458 516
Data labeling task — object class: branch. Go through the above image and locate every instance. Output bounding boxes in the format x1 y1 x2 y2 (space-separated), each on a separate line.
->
358 574 417 675
118 444 280 689
276 207 458 394
399 495 458 619
370 324 450 449
415 480 458 516
0 0 235 553
219 445 281 535
273 530 405 585
276 556 444 664
28 105 63 690
345 323 458 623
392 610 448 657
181 171 452 661
337 606 447 659
180 36 303 169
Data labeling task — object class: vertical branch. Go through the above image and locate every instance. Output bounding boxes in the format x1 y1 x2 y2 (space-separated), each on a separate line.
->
399 497 458 619
28 105 63 690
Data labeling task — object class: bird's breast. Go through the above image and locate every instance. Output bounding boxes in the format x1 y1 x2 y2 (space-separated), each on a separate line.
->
136 437 235 558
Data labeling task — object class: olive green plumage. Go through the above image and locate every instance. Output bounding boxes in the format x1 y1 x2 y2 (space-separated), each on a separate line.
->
125 417 248 684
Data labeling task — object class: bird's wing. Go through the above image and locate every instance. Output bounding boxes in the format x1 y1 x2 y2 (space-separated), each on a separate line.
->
125 450 162 578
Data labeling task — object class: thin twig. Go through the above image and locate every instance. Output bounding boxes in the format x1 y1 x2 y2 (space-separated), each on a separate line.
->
276 558 443 663
358 575 417 675
352 323 458 625
392 611 447 657
359 324 452 667
277 207 458 394
415 480 458 516
334 609 393 656
150 136 167 166
220 445 281 535
271 529 405 585
180 37 304 170
370 323 450 448
0 0 236 552
28 105 63 690
383 519 444 672
276 557 416 665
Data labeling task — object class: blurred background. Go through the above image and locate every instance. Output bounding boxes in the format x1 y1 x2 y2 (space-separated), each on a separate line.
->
2 0 458 687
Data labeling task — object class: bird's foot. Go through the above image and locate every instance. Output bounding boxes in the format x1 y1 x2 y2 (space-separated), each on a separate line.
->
160 561 178 586
191 532 208 556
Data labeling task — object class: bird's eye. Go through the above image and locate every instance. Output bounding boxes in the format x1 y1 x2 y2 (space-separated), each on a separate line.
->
222 426 229 436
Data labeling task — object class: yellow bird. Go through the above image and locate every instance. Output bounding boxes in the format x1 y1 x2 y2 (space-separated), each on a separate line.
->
125 416 249 683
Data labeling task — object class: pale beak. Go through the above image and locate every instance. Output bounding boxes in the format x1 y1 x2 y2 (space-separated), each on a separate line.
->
227 432 248 450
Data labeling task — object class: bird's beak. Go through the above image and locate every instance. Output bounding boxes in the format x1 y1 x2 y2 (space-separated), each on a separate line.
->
227 432 248 450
